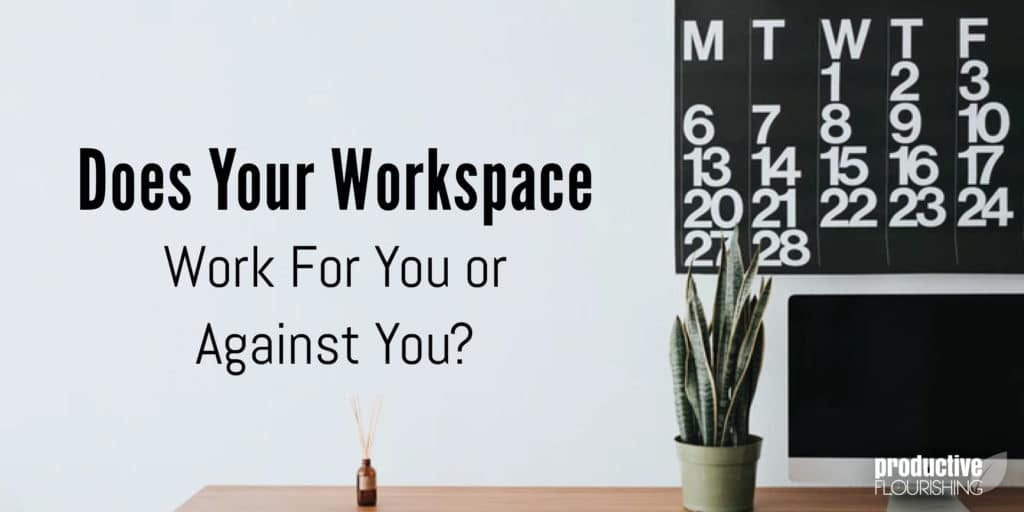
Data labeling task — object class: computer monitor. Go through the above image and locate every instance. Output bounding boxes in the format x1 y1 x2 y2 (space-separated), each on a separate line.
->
789 294 1024 510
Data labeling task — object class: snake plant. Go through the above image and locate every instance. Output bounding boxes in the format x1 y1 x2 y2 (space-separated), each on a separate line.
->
671 233 771 447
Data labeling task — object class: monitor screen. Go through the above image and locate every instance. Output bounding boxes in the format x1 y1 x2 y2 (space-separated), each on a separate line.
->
789 294 1024 459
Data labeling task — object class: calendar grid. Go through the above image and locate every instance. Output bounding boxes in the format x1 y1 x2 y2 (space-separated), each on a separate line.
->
677 4 1022 273
884 18 892 266
747 18 753 259
815 21 822 267
952 20 961 265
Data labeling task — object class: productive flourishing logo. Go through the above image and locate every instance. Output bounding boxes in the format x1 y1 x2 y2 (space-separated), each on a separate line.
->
873 453 1007 497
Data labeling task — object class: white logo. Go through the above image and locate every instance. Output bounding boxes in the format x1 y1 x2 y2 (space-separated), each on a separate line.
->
873 453 1007 497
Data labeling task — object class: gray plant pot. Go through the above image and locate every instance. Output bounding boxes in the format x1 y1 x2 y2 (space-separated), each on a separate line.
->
674 435 762 512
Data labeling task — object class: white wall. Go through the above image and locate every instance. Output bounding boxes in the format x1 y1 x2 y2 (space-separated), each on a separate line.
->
2 2 1023 511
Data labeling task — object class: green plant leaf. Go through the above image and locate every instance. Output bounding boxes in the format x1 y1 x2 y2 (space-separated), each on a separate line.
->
711 263 727 371
685 272 718 445
712 232 744 394
718 277 772 446
670 316 699 444
716 243 759 438
721 245 760 383
725 296 752 446
687 270 711 362
732 316 763 445
747 319 765 411
683 327 701 442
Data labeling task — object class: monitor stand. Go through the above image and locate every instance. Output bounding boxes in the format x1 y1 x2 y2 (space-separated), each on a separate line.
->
887 495 968 512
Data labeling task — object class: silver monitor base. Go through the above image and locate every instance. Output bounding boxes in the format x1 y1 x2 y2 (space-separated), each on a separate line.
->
887 494 968 512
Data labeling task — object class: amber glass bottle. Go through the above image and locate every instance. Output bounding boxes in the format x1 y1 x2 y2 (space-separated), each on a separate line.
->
356 458 377 506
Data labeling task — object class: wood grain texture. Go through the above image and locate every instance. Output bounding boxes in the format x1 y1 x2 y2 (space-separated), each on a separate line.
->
175 486 1024 511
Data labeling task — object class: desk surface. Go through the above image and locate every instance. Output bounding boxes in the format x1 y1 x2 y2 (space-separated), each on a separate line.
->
176 486 1023 511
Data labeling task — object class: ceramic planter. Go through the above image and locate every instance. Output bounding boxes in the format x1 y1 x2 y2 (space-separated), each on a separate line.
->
674 435 762 512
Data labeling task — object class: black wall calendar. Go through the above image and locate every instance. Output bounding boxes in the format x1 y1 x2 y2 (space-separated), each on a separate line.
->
675 0 1024 274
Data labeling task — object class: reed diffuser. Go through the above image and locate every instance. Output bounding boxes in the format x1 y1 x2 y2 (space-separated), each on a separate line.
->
350 396 382 507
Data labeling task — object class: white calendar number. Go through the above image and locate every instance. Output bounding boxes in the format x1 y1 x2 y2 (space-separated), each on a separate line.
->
887 44 945 231
751 100 808 268
821 146 868 186
958 187 1014 227
752 188 797 229
890 61 920 102
819 53 876 232
683 231 714 267
820 187 878 228
754 229 811 267
684 230 735 268
959 60 990 102
958 145 1004 186
752 104 781 144
753 147 801 187
956 48 1012 230
890 145 938 186
889 187 946 228
821 103 853 144
683 188 743 229
683 104 716 145
682 100 743 266
959 102 1010 144
821 62 842 102
683 146 731 187
889 103 922 144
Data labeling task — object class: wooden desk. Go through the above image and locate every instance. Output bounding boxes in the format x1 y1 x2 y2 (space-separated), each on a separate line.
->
177 486 1024 511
